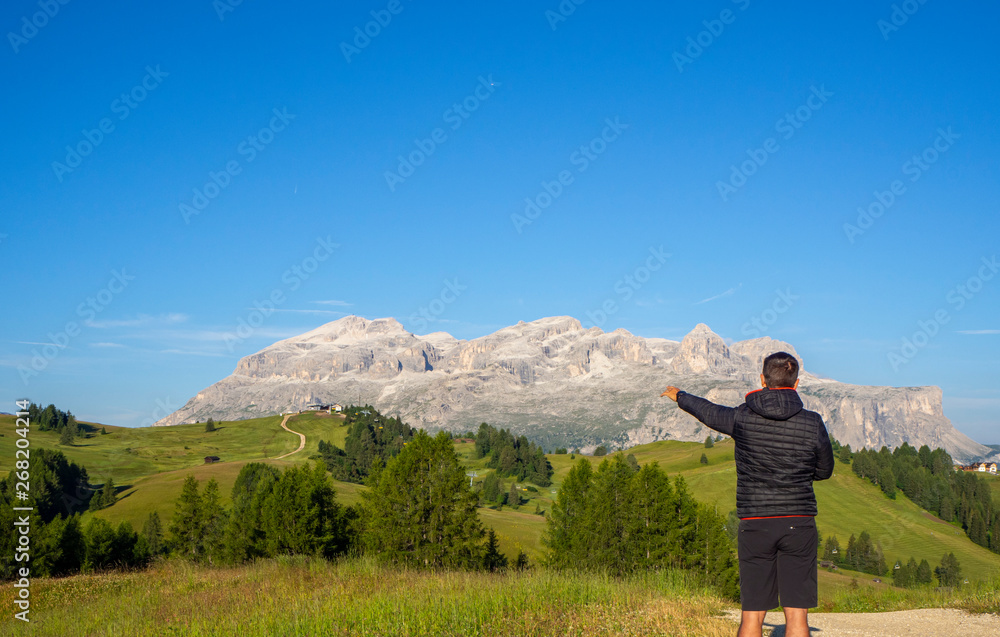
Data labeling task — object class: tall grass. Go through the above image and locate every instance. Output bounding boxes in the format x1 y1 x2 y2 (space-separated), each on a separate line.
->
0 557 737 636
828 577 1000 614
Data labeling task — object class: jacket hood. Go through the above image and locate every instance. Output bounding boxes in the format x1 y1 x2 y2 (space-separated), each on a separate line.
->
745 387 803 421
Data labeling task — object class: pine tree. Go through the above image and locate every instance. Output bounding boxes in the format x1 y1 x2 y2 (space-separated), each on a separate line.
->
222 463 280 563
481 528 508 572
361 431 484 568
704 435 714 448
200 479 227 563
586 455 635 573
893 558 912 588
935 553 962 587
508 481 520 508
838 445 852 464
83 517 117 572
970 511 989 547
90 478 117 511
111 521 140 568
59 424 75 445
700 453 708 465
916 559 932 584
877 465 896 499
845 534 858 569
33 514 85 577
482 471 503 506
626 454 640 473
514 549 529 571
544 458 593 568
142 512 164 557
169 475 204 559
205 418 216 432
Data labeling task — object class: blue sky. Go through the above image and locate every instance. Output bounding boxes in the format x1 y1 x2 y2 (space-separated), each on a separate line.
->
1 1 997 442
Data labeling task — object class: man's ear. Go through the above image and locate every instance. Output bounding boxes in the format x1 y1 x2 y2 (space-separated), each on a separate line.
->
760 373 767 388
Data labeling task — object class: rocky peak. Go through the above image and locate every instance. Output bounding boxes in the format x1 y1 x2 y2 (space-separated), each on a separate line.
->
293 315 408 344
730 337 803 376
670 323 743 377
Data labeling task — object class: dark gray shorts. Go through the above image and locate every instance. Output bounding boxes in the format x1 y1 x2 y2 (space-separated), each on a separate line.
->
737 516 818 611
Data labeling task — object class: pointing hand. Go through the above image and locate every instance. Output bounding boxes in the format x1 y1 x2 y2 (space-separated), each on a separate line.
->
660 386 680 402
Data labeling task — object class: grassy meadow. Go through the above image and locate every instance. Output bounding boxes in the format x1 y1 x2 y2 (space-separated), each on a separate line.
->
0 556 738 637
2 411 999 613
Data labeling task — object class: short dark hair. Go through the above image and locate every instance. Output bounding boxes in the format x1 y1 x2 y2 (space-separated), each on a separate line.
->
762 351 799 388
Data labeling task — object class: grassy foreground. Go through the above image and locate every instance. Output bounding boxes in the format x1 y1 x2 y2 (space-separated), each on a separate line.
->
0 557 737 637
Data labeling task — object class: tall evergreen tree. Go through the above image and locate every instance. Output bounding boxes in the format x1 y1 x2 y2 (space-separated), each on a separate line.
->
507 481 520 508
169 475 204 559
142 512 165 557
481 528 508 572
90 477 117 511
969 511 989 548
59 423 75 445
223 463 280 563
33 514 85 577
877 465 896 499
916 559 932 584
83 517 117 572
625 454 641 473
200 479 227 563
514 549 530 571
544 458 593 568
361 431 484 568
935 553 962 587
704 435 714 448
586 455 635 573
260 463 348 559
481 471 503 506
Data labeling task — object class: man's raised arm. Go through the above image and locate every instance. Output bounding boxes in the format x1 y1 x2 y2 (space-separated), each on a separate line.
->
661 386 736 437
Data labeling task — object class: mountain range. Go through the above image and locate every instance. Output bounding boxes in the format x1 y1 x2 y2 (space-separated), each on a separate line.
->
155 315 996 463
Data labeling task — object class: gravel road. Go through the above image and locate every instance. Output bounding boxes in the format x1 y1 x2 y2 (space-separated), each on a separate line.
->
724 608 1000 636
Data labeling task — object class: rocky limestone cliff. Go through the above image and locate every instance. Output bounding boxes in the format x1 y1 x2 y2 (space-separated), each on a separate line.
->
155 315 996 464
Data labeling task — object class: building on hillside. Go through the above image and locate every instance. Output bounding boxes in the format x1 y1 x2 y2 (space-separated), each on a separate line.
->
332 403 343 413
307 403 334 413
961 462 998 474
204 456 220 464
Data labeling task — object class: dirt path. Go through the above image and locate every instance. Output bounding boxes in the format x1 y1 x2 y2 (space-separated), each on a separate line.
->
275 414 306 459
725 608 1000 636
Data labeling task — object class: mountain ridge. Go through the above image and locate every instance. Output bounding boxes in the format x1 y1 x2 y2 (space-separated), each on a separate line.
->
156 315 997 463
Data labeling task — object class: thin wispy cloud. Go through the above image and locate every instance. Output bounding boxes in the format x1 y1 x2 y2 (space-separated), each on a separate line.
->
958 329 1000 335
87 313 189 329
695 284 741 305
246 308 347 316
90 342 125 348
312 300 352 307
160 348 230 357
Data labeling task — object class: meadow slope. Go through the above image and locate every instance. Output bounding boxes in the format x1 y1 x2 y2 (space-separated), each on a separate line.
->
2 414 998 586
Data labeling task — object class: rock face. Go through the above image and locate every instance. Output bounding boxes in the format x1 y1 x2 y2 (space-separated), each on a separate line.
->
155 316 996 463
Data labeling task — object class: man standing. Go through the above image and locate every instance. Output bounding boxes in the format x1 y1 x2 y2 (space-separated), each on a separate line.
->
661 351 834 637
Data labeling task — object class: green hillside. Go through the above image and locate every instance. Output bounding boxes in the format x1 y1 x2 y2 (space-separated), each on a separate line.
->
3 413 999 585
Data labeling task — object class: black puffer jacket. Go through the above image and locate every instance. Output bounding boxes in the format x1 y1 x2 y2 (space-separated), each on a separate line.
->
677 388 834 518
